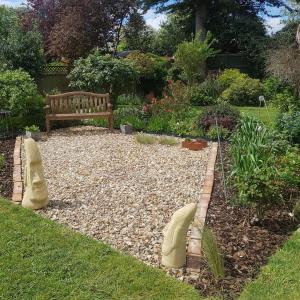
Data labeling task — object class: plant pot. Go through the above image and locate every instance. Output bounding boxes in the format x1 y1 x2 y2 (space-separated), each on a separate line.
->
182 140 208 151
120 124 133 135
26 131 41 141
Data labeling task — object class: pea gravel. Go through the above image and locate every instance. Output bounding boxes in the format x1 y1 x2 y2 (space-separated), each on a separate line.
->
32 126 211 268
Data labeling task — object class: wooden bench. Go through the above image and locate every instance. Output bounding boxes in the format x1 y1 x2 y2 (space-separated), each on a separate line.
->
45 91 113 134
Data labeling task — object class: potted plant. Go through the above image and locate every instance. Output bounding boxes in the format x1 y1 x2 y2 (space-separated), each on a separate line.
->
182 138 208 151
25 125 41 141
120 123 133 135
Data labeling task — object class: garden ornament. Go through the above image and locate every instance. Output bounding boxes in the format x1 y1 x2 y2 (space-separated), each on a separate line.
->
161 203 197 268
297 24 300 49
22 138 48 210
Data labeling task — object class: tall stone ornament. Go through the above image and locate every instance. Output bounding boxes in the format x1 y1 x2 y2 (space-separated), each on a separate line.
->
162 203 197 268
22 138 49 210
297 24 300 49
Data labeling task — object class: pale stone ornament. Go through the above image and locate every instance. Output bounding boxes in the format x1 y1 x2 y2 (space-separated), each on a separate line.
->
22 138 49 209
162 203 197 268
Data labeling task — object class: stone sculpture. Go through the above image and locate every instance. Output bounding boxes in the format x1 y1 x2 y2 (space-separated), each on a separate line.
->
161 203 197 268
22 138 48 210
297 24 300 49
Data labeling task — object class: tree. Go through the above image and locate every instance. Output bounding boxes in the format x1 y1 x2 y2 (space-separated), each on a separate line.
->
0 6 45 77
26 0 137 59
122 11 156 52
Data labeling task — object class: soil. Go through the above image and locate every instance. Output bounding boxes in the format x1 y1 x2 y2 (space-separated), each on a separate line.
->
195 143 297 299
0 139 14 198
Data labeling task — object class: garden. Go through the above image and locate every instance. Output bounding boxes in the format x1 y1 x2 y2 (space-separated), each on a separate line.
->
1 0 300 299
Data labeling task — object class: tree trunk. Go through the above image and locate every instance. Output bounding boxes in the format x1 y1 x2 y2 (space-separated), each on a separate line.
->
195 1 207 41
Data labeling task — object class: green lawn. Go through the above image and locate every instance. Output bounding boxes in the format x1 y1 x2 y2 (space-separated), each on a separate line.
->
0 198 200 300
239 230 300 300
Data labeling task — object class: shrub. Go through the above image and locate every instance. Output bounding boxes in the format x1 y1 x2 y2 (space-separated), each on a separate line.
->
147 115 171 133
126 51 169 95
175 32 218 84
217 69 247 89
272 90 298 112
116 94 143 106
184 79 221 106
206 125 230 140
230 116 282 215
202 227 225 279
24 125 40 132
197 102 240 131
276 111 300 144
221 77 263 106
114 106 146 130
68 53 138 96
135 133 157 144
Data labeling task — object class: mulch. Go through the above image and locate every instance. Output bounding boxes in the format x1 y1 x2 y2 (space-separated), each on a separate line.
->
194 143 297 299
0 139 14 198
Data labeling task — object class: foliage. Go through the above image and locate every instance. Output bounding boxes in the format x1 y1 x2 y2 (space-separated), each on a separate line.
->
68 53 138 96
272 89 298 112
114 106 146 130
135 133 157 144
0 6 45 77
197 102 240 131
0 154 5 170
27 0 137 59
175 32 218 84
229 116 282 215
184 79 221 106
292 200 300 222
24 125 40 132
276 111 300 144
206 126 230 141
202 227 225 279
0 69 43 118
147 114 171 133
0 198 200 300
126 51 169 95
122 11 156 53
158 136 178 146
116 94 143 106
218 69 263 106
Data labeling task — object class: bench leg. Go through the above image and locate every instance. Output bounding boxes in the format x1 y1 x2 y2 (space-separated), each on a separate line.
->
108 115 113 131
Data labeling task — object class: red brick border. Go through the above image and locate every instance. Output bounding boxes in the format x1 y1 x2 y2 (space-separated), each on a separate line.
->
186 142 218 271
12 136 23 203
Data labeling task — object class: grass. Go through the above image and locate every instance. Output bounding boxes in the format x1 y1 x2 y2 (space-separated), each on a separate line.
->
158 136 179 146
135 133 157 144
193 106 279 127
0 198 201 300
239 230 300 300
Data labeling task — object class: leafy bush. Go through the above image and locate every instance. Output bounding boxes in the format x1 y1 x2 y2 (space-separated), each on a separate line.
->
184 79 221 106
116 94 143 106
24 125 40 132
272 89 298 112
147 115 171 133
217 69 263 106
68 53 138 96
276 111 300 144
206 126 230 140
175 32 218 84
114 106 146 130
202 227 225 279
197 102 240 131
230 116 282 215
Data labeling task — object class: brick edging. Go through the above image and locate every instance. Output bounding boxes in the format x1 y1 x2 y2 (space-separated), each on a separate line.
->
186 142 218 271
12 136 23 203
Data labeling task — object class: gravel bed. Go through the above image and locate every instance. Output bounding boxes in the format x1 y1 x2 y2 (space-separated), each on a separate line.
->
32 126 211 267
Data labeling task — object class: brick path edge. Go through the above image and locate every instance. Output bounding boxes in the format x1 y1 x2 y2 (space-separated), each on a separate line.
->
11 136 23 203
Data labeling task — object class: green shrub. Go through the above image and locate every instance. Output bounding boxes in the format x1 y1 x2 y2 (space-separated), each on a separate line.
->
116 94 143 106
24 125 40 132
114 106 146 130
135 133 157 145
230 116 282 215
202 227 225 279
197 101 240 131
184 79 221 106
206 125 230 140
147 115 171 133
276 111 300 144
0 153 5 169
68 53 138 96
218 69 263 106
221 76 263 106
272 90 298 112
263 76 286 100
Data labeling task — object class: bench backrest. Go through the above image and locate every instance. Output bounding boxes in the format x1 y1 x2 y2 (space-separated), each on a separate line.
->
46 92 110 114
